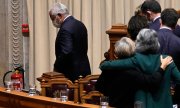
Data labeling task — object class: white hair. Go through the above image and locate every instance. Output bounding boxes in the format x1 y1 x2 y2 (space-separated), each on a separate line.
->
49 3 69 16
135 28 160 54
114 37 135 58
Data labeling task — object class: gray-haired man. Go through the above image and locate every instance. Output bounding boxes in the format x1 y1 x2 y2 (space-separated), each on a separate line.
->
49 3 91 82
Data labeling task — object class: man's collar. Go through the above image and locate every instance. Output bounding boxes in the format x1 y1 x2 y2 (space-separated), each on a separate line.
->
63 15 71 22
160 26 172 30
153 15 161 22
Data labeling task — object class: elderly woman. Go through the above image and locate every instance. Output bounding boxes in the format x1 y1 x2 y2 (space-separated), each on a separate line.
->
100 29 180 108
96 36 172 108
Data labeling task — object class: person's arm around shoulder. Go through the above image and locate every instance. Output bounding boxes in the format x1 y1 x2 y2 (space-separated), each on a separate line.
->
132 55 173 89
100 57 135 70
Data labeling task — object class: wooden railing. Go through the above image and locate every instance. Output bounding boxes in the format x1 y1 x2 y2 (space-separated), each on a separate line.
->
0 87 99 108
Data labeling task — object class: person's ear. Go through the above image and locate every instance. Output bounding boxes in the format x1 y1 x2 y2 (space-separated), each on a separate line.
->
57 13 62 18
146 10 151 15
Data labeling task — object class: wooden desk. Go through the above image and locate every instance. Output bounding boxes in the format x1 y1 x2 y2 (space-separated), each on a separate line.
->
0 87 99 108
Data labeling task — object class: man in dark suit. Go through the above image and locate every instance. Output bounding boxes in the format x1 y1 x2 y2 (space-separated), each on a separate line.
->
49 3 91 82
157 8 180 106
141 0 180 37
141 0 161 31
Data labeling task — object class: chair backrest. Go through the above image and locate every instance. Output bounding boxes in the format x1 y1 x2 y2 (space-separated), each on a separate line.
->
81 91 103 105
78 74 102 105
40 78 79 103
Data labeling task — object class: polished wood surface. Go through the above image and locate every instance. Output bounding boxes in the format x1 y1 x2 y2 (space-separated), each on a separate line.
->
0 87 99 108
41 78 79 103
105 24 128 60
37 71 66 83
78 75 101 104
37 72 79 103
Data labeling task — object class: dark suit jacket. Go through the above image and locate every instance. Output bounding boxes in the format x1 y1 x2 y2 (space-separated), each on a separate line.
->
149 17 161 32
95 68 164 108
158 28 180 71
54 16 91 82
174 25 180 37
149 17 180 38
158 28 180 104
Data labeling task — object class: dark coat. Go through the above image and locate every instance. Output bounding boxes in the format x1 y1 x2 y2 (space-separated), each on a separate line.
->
54 16 91 82
149 17 161 32
158 28 180 104
174 25 180 37
96 61 164 108
100 53 180 108
149 17 180 38
158 28 180 72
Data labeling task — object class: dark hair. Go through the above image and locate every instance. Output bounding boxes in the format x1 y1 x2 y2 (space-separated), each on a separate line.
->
127 15 149 41
161 8 179 29
141 0 161 14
